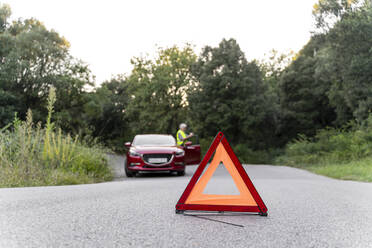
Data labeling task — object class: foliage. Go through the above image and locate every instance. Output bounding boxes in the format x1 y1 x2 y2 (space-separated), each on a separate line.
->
277 119 372 182
188 39 276 149
278 1 372 142
125 45 197 137
259 50 298 146
199 137 280 164
325 5 372 123
259 49 294 91
199 137 214 156
0 4 93 135
85 76 130 151
233 144 281 164
278 35 336 142
276 114 372 166
312 0 360 32
0 87 112 187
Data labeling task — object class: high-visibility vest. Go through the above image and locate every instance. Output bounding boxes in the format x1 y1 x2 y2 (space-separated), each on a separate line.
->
177 130 187 146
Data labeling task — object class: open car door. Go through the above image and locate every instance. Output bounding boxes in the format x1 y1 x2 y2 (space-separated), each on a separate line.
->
184 135 201 165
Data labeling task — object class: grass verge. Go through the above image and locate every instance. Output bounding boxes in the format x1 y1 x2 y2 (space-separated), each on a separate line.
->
305 158 372 182
0 87 113 188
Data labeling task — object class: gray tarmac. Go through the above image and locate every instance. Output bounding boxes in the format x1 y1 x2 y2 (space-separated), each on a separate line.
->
0 154 371 248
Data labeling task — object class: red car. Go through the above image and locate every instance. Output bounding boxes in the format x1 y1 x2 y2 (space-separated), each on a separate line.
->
124 134 201 177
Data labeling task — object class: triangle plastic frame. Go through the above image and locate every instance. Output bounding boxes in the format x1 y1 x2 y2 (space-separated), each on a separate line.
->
175 132 268 216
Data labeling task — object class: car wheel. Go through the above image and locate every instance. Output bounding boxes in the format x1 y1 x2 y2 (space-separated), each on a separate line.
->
124 157 135 177
177 170 185 176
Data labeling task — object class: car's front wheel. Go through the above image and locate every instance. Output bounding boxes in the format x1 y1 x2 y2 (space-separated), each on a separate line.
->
124 157 135 177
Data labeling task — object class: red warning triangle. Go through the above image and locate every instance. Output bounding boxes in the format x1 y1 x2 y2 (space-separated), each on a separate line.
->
176 132 268 216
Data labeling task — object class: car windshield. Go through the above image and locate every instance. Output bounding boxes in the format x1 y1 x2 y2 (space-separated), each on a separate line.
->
132 135 176 146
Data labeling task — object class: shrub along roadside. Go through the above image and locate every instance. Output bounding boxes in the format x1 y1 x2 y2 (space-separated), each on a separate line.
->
275 115 372 182
199 137 280 164
0 87 113 188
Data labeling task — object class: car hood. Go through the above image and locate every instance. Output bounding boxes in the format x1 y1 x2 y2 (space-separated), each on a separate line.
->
132 146 181 154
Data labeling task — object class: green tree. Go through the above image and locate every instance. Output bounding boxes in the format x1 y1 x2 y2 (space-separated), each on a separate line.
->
279 35 336 141
259 49 294 92
0 5 93 135
188 38 275 149
0 3 10 32
324 4 372 123
85 76 129 149
278 1 371 142
125 45 197 136
312 0 360 32
259 50 295 144
0 3 16 126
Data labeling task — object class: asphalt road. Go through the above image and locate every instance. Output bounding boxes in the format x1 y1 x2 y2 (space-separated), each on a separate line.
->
1 155 372 248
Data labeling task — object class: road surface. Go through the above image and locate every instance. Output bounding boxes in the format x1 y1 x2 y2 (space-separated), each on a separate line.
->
1 154 372 247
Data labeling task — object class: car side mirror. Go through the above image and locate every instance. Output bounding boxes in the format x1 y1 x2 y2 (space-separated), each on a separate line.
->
125 142 131 148
185 141 192 146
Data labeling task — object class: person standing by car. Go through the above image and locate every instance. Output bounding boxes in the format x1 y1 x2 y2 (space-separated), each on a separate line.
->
177 123 194 147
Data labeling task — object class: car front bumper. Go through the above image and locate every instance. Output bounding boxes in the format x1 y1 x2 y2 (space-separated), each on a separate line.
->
126 155 185 172
127 165 185 172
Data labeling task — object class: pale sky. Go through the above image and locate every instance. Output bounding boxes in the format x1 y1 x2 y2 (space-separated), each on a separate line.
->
5 0 318 84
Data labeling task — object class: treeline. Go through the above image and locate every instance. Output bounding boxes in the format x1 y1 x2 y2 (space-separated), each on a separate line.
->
1 1 372 159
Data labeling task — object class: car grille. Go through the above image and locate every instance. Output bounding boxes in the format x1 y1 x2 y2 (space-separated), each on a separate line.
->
142 154 173 165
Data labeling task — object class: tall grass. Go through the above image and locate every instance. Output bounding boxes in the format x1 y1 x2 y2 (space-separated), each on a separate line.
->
0 87 112 187
276 115 372 182
277 116 372 166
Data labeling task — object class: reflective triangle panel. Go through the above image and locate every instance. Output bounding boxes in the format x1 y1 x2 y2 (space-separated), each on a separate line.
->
176 132 268 215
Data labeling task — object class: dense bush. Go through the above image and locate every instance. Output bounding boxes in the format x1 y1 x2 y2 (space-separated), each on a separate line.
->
199 137 280 164
0 88 112 187
234 144 282 164
276 115 372 166
199 137 214 156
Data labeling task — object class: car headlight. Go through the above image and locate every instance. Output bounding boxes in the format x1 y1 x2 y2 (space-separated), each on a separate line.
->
129 149 141 157
175 149 185 156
